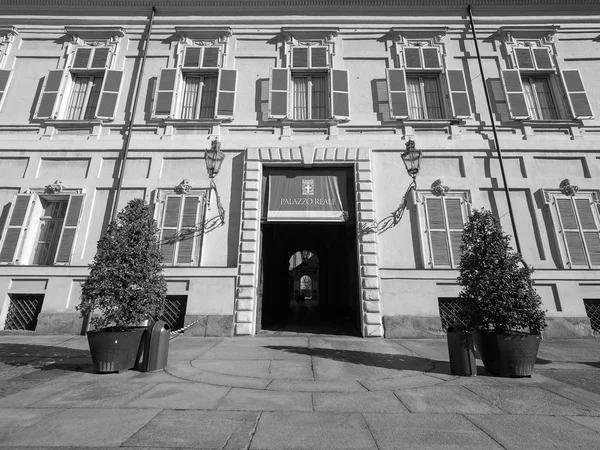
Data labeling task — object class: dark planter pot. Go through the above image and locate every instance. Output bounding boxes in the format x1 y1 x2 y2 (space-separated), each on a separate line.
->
473 330 541 377
87 327 146 374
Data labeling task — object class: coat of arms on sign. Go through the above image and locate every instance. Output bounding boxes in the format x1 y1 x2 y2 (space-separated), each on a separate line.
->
302 178 314 196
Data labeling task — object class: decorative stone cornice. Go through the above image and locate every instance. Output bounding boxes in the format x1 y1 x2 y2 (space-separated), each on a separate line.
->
64 25 126 45
498 25 560 45
174 179 192 194
559 179 579 196
44 180 65 194
175 26 232 43
391 26 448 44
281 27 339 45
0 27 18 44
430 179 450 197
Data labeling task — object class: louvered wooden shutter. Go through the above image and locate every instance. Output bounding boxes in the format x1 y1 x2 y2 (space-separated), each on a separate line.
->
154 68 180 118
560 70 593 119
575 199 600 266
0 194 34 263
54 194 85 264
311 47 328 68
501 69 529 119
386 69 408 119
556 198 586 266
161 196 182 265
72 47 92 69
330 69 350 120
292 47 309 68
0 69 13 112
422 47 441 70
176 196 200 264
90 47 111 69
445 198 464 267
446 69 471 118
215 69 237 119
183 47 202 68
95 69 123 119
268 67 289 119
532 47 554 70
403 47 422 69
202 47 220 68
426 198 450 266
514 47 535 70
35 70 67 119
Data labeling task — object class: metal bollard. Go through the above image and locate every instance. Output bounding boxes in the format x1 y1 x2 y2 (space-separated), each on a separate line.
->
141 320 170 372
446 324 476 376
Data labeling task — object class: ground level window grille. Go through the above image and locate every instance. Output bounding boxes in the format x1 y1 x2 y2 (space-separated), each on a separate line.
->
161 295 187 331
583 299 600 333
438 297 468 331
5 294 44 331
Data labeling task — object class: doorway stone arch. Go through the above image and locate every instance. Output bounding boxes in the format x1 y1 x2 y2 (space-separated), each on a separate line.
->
233 145 383 337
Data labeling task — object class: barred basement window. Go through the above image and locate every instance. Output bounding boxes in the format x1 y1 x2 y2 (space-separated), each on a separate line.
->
438 297 467 331
161 295 188 331
583 299 600 333
4 293 44 331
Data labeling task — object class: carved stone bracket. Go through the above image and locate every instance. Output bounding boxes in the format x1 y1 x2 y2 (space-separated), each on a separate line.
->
391 27 448 45
559 179 579 196
498 26 559 46
280 27 339 46
175 26 232 44
431 179 450 197
65 26 126 46
0 26 18 44
44 180 65 194
174 179 192 195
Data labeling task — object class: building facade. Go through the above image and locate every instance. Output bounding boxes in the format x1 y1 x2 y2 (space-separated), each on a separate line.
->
0 0 598 338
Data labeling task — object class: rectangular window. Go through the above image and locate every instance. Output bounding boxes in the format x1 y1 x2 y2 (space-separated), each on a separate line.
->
65 76 103 120
292 75 327 120
419 195 468 268
522 76 558 120
160 194 206 266
554 195 600 268
32 200 68 265
180 75 218 120
406 75 444 120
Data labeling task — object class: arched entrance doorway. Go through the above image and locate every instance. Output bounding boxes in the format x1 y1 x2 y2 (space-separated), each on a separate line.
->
258 222 360 335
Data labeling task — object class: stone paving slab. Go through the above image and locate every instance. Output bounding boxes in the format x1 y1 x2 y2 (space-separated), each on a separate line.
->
122 410 259 449
0 408 59 442
465 384 600 416
266 378 366 392
218 387 313 411
359 373 444 391
1 408 160 448
127 382 230 409
466 414 600 449
249 412 378 450
394 385 504 414
363 413 504 449
313 390 409 413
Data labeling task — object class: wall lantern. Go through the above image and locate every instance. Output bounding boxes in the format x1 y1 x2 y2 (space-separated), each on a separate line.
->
401 139 422 181
205 138 226 179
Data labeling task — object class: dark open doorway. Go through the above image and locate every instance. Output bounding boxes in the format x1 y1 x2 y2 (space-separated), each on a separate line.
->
258 221 360 336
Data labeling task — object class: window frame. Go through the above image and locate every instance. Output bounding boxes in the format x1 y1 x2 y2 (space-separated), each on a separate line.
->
543 190 600 269
520 75 560 120
291 72 329 120
415 190 471 269
405 74 445 120
179 73 218 120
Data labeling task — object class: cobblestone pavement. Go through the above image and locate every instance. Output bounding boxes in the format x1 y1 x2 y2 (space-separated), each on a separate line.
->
0 334 600 449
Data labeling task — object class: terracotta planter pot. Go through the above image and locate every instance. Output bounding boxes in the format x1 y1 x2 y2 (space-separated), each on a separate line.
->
87 327 146 374
473 330 541 377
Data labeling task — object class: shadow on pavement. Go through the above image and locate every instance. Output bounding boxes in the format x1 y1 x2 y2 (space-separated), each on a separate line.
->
0 343 92 372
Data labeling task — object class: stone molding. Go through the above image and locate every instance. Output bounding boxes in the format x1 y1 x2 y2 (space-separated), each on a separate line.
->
233 146 384 337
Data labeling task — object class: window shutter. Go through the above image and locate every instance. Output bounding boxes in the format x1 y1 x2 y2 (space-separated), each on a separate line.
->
445 198 464 266
95 69 123 119
292 47 309 68
514 47 535 70
268 67 289 119
35 69 67 119
560 70 593 119
54 194 85 264
330 69 350 120
426 198 450 266
0 194 34 263
532 47 554 70
403 47 422 69
556 198 586 266
215 69 237 119
176 196 200 264
446 69 471 119
72 47 92 69
575 198 600 266
161 196 182 265
202 47 220 68
422 47 441 70
0 69 14 112
183 47 202 68
501 69 529 119
154 68 180 118
90 47 111 69
386 69 408 119
311 47 328 68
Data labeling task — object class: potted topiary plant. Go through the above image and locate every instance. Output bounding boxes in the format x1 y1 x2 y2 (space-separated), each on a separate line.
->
77 198 167 373
457 208 547 377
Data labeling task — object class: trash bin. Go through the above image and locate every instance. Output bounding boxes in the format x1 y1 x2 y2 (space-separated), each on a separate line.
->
141 320 170 372
446 324 476 376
